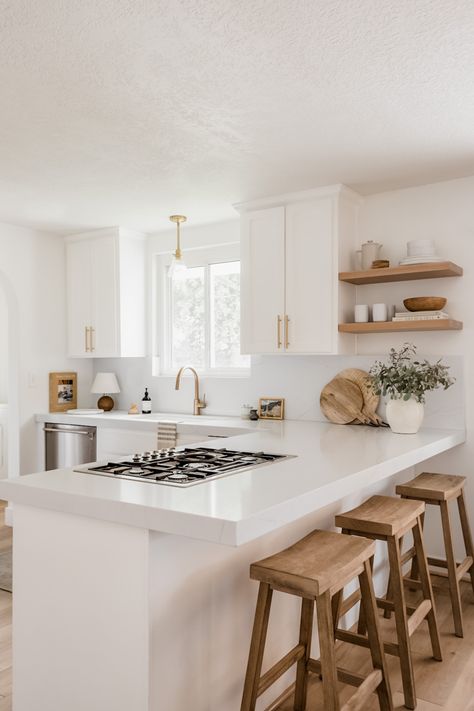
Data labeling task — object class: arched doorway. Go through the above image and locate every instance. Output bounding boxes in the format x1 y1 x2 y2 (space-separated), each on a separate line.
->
0 271 20 479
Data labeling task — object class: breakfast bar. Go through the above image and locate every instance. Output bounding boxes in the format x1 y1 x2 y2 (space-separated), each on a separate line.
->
0 421 465 711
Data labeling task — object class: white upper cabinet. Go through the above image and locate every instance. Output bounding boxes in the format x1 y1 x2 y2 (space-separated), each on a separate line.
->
66 228 146 358
237 185 360 355
240 207 285 353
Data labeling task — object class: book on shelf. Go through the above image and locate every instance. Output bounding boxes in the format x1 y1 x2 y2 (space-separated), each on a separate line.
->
392 311 450 322
394 310 448 317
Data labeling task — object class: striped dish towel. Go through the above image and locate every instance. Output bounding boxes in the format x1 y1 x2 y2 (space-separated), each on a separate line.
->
157 421 178 449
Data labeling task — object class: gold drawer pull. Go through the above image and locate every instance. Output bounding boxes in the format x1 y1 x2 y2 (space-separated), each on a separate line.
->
277 315 282 348
284 315 290 348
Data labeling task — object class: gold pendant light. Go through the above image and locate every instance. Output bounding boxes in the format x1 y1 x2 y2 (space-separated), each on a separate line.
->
168 214 187 278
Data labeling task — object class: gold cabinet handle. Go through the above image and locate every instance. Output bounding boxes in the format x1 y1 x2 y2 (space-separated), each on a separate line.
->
284 315 290 348
90 327 95 352
277 315 282 348
85 327 90 352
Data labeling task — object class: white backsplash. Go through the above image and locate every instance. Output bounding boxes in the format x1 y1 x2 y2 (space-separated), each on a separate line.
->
92 354 464 430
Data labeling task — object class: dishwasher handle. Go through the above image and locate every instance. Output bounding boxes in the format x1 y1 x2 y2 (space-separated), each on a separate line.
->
43 427 95 439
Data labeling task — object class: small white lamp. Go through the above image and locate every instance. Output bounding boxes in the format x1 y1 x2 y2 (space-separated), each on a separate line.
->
91 372 120 411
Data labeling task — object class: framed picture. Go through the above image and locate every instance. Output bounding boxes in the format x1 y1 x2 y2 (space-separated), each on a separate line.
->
49 372 77 412
258 397 285 420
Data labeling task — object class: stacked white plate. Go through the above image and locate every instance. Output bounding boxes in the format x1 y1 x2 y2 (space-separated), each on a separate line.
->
399 239 443 265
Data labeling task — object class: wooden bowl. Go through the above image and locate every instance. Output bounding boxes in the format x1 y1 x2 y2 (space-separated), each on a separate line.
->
403 296 447 312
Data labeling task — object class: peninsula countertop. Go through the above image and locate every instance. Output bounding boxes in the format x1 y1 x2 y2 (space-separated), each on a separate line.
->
2 420 465 545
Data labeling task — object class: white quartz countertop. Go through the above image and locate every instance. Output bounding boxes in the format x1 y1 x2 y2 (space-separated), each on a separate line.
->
2 419 465 545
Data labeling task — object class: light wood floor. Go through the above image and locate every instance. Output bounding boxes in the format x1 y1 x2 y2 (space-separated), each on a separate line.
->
276 576 474 711
0 501 12 711
0 502 472 711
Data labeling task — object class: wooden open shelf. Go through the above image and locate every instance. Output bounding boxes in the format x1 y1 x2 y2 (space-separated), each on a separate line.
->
339 319 463 334
339 261 463 285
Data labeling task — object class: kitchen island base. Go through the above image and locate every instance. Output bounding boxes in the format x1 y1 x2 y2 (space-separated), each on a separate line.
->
12 498 386 711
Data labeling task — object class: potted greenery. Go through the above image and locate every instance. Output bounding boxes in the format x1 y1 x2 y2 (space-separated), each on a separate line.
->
368 343 454 434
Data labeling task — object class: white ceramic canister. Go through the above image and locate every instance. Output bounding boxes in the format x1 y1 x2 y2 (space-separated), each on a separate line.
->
372 303 388 322
360 240 383 269
354 304 369 323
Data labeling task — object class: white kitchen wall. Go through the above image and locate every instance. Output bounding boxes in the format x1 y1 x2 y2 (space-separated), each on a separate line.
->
0 223 93 476
0 288 7 403
356 175 472 557
95 353 464 429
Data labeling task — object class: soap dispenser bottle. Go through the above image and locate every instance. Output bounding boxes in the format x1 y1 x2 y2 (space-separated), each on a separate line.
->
141 387 152 414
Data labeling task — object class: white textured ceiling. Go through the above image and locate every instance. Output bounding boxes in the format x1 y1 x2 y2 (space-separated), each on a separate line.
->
0 0 473 233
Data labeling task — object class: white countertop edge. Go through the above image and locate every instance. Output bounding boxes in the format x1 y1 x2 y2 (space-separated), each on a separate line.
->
34 411 256 436
2 427 465 547
231 428 466 546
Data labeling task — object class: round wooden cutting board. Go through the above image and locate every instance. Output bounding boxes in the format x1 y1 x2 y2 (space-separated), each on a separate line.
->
335 368 382 425
320 377 366 424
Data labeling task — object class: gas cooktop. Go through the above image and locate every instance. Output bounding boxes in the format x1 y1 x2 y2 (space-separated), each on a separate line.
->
74 447 291 487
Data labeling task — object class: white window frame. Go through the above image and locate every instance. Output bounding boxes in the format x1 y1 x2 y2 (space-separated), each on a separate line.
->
153 243 250 378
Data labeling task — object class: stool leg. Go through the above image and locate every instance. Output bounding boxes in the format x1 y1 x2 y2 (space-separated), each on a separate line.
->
384 537 404 620
357 554 374 634
359 559 394 711
409 511 425 587
316 589 340 711
412 516 442 660
440 500 464 637
241 583 273 711
294 597 314 711
457 490 474 597
331 588 343 634
387 535 416 710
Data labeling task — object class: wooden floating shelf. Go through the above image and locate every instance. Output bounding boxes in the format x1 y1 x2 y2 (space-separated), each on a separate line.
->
339 319 463 334
339 261 463 285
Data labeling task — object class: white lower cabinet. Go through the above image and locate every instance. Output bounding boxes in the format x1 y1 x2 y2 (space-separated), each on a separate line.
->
66 228 146 358
238 185 359 355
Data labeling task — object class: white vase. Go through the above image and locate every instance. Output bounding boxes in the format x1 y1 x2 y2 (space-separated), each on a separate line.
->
386 396 425 434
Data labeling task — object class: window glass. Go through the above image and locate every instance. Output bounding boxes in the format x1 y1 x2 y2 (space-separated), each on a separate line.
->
170 266 205 369
210 261 248 368
164 256 250 373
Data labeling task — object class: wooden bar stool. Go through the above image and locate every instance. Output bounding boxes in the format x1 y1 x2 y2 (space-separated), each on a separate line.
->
241 529 393 711
335 496 442 710
395 472 474 638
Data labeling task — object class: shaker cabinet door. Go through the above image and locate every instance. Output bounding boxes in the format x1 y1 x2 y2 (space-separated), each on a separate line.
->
285 198 334 353
240 207 286 354
66 239 93 357
90 234 119 357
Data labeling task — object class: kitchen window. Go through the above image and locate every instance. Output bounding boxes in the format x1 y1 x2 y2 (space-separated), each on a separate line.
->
155 246 250 375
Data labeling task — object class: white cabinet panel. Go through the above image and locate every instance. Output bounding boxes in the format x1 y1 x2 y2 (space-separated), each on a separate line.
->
91 234 119 357
66 229 146 358
67 239 93 357
240 207 285 354
285 198 334 353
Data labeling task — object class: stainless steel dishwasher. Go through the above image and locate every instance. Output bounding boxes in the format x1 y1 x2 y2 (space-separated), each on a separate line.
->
44 422 97 470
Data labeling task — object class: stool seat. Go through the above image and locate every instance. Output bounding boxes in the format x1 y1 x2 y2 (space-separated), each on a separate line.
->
250 529 375 596
396 472 466 502
335 495 425 537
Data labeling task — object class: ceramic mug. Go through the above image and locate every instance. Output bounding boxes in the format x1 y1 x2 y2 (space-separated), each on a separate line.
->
354 304 369 323
372 303 388 322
